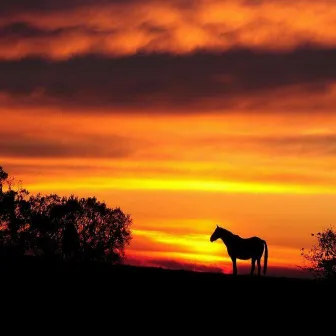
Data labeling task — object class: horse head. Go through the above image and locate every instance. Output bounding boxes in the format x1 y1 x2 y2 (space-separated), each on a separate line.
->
210 225 221 242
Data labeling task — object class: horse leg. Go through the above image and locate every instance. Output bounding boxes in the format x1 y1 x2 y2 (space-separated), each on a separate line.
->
257 258 261 276
250 258 256 276
231 257 237 276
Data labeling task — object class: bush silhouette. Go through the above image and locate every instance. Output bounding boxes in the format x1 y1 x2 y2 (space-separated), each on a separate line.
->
301 226 336 280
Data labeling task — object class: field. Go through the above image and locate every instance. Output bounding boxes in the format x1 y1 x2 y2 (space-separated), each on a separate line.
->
1 256 334 330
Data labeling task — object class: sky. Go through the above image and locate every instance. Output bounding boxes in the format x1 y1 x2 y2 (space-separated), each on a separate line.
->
1 0 336 277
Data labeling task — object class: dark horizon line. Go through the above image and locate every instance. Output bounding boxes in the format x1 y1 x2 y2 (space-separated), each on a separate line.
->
123 259 312 280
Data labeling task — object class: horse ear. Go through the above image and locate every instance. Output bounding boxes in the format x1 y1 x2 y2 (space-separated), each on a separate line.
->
216 224 219 228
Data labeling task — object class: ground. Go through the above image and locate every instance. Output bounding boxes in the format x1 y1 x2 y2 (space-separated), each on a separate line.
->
1 256 335 331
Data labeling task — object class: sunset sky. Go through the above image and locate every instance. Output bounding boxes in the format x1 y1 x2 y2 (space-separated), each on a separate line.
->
2 0 336 277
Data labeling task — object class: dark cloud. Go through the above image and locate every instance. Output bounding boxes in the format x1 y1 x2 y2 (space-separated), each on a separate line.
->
201 133 336 157
0 133 134 158
0 0 192 14
0 22 51 38
1 48 336 112
260 134 336 157
0 22 102 39
0 0 126 14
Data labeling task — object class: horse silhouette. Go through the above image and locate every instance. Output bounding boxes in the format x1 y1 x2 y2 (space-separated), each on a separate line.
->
210 225 268 276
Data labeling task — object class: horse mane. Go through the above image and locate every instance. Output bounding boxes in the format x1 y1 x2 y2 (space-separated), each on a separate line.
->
219 227 241 240
218 226 232 235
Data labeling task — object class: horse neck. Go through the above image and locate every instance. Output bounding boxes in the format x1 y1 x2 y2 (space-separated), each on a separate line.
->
219 229 234 246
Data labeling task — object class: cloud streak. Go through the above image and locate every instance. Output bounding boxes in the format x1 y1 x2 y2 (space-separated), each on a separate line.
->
1 1 336 113
0 131 136 159
2 108 336 195
1 48 336 112
0 1 336 59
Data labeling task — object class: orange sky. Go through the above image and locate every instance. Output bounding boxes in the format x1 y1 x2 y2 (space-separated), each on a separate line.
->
1 0 336 277
1 0 336 59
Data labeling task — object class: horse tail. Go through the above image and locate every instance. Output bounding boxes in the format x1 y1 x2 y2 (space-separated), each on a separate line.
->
263 240 268 275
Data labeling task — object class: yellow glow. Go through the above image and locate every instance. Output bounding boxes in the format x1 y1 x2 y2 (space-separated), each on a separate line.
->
127 249 229 264
22 177 336 195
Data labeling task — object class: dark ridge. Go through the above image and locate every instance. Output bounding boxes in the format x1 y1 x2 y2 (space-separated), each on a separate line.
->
1 255 334 330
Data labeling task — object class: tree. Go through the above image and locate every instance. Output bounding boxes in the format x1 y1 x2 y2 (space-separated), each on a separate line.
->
0 166 133 263
27 194 133 262
0 166 8 193
28 193 64 257
301 226 336 280
0 167 30 258
75 196 132 262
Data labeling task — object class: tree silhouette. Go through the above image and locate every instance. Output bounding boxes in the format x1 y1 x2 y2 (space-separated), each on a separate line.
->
75 196 132 262
0 169 30 258
301 226 336 280
28 194 64 257
0 166 133 263
0 166 8 193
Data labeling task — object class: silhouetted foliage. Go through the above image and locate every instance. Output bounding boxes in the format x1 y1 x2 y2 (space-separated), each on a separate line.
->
28 194 64 257
0 166 132 263
74 196 132 262
0 166 8 193
301 226 336 280
0 169 30 258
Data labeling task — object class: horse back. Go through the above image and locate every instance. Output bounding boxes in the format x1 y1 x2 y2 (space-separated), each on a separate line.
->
228 235 265 260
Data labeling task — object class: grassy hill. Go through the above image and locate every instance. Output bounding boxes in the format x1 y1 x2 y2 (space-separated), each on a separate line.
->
1 255 334 329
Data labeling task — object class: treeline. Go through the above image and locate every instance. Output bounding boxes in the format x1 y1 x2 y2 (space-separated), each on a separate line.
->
0 166 132 262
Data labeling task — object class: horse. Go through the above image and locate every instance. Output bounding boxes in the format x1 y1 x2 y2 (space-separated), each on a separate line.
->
210 225 268 276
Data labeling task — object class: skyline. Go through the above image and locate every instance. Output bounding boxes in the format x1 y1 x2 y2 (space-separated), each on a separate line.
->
2 0 336 277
